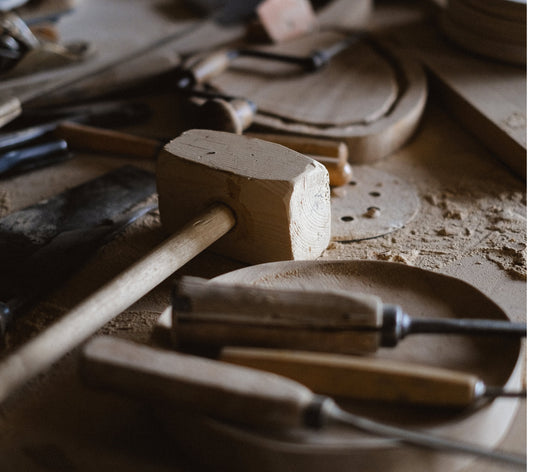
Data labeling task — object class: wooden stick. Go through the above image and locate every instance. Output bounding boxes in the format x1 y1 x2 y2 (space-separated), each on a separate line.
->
0 204 235 402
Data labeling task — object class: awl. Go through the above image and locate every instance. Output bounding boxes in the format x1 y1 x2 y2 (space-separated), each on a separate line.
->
172 277 526 354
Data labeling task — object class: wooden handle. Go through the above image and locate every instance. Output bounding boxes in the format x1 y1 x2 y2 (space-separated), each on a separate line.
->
190 50 233 84
82 336 315 428
246 132 352 186
172 276 382 354
220 348 482 407
0 204 235 403
55 122 162 158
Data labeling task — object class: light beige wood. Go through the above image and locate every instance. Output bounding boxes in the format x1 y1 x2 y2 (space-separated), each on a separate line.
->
383 20 526 179
55 122 162 158
0 203 235 403
256 0 318 43
0 96 21 127
82 336 315 429
210 32 398 127
440 15 526 66
157 129 331 263
172 276 382 353
220 348 481 407
206 31 427 163
245 132 351 186
0 130 330 403
157 260 523 472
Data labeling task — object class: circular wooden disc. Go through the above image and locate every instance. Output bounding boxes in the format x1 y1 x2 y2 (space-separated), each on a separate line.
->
208 33 427 164
441 14 526 65
162 261 522 472
211 32 398 127
330 166 420 242
448 0 526 44
463 0 526 22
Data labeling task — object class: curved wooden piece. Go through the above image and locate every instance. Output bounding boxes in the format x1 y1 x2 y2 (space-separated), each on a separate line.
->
208 33 427 163
161 260 523 472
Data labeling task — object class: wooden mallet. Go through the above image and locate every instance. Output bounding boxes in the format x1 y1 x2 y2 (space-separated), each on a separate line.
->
0 129 331 402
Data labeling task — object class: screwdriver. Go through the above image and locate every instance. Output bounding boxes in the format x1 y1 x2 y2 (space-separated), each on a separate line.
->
81 336 526 467
219 347 525 408
172 277 526 354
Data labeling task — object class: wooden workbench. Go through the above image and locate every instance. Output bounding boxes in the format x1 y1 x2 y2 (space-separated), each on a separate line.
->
0 1 525 470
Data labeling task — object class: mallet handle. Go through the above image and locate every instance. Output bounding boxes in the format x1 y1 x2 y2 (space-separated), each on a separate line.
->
0 204 235 403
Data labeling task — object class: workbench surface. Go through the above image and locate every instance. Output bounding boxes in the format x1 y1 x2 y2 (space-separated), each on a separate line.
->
0 1 526 471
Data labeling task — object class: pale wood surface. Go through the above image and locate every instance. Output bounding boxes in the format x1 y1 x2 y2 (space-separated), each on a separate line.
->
220 348 482 407
157 130 331 263
0 1 525 471
82 336 316 429
378 8 526 179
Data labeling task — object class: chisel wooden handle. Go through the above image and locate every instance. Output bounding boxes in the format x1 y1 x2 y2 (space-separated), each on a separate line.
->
82 335 316 428
55 122 162 158
220 348 482 407
245 132 352 187
173 276 383 354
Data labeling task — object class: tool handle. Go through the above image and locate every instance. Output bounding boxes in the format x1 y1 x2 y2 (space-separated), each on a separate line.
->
0 204 235 403
188 50 234 84
246 132 352 186
55 122 162 159
82 335 315 428
220 348 482 407
172 276 382 354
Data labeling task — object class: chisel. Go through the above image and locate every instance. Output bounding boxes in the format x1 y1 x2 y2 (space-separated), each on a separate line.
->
172 277 526 354
81 336 526 467
219 347 525 407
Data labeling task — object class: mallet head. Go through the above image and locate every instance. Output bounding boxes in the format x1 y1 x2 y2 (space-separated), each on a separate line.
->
157 129 330 264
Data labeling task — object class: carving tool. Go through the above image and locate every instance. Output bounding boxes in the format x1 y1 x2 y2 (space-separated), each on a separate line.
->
176 33 362 88
81 335 526 466
0 101 150 151
220 347 526 407
172 277 526 354
0 129 330 403
42 120 351 186
0 166 157 338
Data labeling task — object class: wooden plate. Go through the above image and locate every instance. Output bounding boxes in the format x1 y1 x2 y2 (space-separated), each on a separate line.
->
161 260 523 472
208 32 427 163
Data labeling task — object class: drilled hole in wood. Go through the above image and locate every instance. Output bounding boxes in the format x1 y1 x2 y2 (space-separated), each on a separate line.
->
369 191 381 197
349 181 357 186
341 216 354 222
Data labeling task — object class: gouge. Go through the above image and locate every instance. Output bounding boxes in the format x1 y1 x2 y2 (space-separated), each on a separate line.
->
220 347 526 407
81 336 526 467
172 277 526 354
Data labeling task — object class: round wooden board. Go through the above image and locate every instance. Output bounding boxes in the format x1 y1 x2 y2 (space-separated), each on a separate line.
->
208 33 427 163
440 14 526 65
161 261 523 472
463 0 526 22
330 166 420 241
447 0 526 45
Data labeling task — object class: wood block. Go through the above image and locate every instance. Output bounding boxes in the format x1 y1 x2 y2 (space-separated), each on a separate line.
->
157 129 331 264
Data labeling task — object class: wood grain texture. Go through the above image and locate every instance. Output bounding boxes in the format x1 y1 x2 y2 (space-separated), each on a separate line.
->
220 348 481 407
382 19 526 179
207 32 426 163
157 129 331 263
158 260 523 472
82 336 316 429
